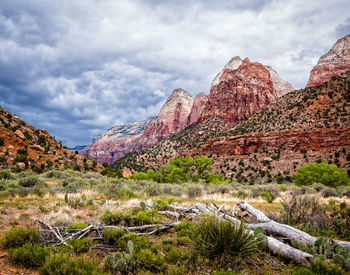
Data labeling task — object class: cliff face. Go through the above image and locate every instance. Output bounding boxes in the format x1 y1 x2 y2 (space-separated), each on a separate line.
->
199 57 280 124
136 89 194 150
306 34 350 87
82 117 156 163
187 93 208 125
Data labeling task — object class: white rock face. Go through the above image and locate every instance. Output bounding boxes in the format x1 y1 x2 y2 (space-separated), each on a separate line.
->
212 56 243 86
316 34 350 67
265 66 294 97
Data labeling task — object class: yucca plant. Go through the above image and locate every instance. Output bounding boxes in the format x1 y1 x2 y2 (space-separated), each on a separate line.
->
191 214 259 265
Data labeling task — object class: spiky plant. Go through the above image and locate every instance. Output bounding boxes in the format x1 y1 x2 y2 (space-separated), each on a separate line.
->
191 214 259 265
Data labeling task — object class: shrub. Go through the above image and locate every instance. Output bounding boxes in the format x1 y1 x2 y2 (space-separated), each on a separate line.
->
33 181 48 197
105 240 137 273
18 175 44 187
103 228 125 245
0 169 13 180
9 242 49 268
191 214 258 265
67 237 93 254
261 192 276 203
321 187 338 198
186 185 202 198
293 162 350 187
39 253 104 275
1 226 40 249
66 222 88 233
135 248 166 272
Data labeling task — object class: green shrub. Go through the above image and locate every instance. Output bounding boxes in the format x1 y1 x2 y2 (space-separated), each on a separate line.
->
67 237 93 254
18 175 44 187
135 248 165 272
33 181 48 197
1 226 40 249
261 192 276 203
191 215 258 265
103 228 125 245
9 242 49 268
39 253 104 275
66 222 88 233
321 187 338 198
293 162 349 187
0 169 14 180
105 240 137 273
175 220 194 238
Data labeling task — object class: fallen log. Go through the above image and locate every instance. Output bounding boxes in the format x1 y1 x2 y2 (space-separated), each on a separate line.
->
194 203 314 266
238 201 350 250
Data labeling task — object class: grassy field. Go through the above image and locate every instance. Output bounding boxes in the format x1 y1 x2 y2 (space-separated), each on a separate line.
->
0 169 350 274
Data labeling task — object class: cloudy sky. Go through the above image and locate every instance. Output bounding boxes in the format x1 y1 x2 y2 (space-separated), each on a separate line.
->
0 0 349 147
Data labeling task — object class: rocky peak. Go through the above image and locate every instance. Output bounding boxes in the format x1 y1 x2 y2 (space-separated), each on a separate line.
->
212 56 243 86
137 88 194 150
199 57 279 124
265 66 294 97
306 34 350 87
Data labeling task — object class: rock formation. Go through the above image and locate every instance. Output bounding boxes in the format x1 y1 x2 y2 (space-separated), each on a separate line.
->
187 93 208 125
136 89 194 150
265 66 294 97
306 34 350 87
82 117 156 163
199 57 285 124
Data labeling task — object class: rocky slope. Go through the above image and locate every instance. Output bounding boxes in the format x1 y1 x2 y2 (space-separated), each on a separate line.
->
114 71 350 180
199 57 293 124
82 117 156 163
306 34 350 87
0 107 102 171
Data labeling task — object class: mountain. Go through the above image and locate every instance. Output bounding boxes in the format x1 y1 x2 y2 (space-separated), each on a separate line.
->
135 89 194 151
199 57 293 124
0 107 102 171
69 145 87 152
114 71 350 180
82 117 156 164
306 34 350 87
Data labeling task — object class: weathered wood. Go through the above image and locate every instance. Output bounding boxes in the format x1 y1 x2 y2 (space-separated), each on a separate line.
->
238 201 350 250
39 220 69 247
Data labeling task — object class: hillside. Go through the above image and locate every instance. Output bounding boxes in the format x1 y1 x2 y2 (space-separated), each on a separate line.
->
0 107 103 172
114 71 350 181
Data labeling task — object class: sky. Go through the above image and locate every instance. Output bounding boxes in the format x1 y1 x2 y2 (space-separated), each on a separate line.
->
0 0 349 147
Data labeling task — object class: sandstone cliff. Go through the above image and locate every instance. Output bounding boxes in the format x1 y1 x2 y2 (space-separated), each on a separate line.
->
187 93 208 125
306 34 350 87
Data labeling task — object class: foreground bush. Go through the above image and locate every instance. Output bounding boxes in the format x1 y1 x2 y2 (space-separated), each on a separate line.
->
39 253 105 275
293 162 349 187
9 242 49 268
191 214 258 265
1 226 40 249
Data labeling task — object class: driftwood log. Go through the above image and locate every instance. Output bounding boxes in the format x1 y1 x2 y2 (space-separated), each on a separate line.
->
194 203 314 266
238 201 350 250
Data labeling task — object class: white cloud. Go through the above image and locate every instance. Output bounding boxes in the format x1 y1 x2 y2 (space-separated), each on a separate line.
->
0 0 349 146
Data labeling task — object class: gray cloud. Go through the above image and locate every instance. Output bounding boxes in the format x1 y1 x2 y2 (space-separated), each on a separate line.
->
0 0 349 146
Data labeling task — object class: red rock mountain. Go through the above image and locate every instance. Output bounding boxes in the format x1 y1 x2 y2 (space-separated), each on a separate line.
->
199 57 293 124
306 34 350 87
82 117 156 164
136 89 194 150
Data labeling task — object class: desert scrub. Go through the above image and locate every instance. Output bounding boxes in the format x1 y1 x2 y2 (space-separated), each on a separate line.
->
135 248 166 272
101 207 162 226
1 226 40 248
18 175 44 187
103 228 125 246
67 237 93 254
261 192 276 203
186 184 202 198
39 253 106 275
9 242 49 268
175 220 194 238
191 214 259 265
66 222 88 233
0 169 14 180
